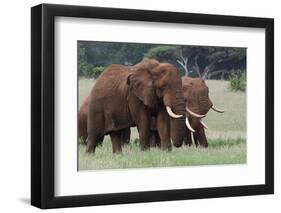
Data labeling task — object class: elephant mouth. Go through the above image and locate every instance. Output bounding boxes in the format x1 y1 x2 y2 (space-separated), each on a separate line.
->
166 105 209 133
185 104 225 133
186 107 206 118
184 107 206 133
166 106 206 119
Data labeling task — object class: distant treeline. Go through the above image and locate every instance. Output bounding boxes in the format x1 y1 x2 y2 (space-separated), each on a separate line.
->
78 41 246 80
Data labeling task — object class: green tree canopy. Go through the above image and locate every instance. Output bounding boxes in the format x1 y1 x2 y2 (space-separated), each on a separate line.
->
78 41 246 80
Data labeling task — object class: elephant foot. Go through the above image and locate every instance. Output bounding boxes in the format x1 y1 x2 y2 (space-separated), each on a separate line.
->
86 138 97 154
184 141 192 147
161 143 172 151
139 144 150 151
112 149 122 154
112 143 122 154
86 145 96 154
161 147 172 152
110 131 124 154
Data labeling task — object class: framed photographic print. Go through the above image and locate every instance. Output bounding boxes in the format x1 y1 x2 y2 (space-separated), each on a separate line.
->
31 3 274 209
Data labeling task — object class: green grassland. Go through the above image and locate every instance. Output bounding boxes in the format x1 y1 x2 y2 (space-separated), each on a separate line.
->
78 78 246 170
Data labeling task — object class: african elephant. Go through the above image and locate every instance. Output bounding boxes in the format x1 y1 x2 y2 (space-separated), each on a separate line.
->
182 76 224 147
87 58 191 154
78 95 90 142
78 95 130 145
149 76 224 148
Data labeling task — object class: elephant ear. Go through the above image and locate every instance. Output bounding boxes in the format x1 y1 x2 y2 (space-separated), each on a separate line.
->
127 69 157 108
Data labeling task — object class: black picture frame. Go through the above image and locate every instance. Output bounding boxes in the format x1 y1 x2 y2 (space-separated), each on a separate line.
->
31 3 274 209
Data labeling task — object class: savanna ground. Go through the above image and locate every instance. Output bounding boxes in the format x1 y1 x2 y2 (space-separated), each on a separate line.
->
78 79 246 170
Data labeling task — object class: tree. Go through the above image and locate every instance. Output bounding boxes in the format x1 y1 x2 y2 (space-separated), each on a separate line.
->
78 41 246 79
144 45 179 64
78 43 88 77
176 49 189 76
176 46 246 79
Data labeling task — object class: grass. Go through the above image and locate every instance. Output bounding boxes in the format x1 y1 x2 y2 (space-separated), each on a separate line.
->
79 138 246 170
78 78 246 170
78 78 95 105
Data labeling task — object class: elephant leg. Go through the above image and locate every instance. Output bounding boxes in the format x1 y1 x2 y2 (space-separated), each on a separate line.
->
128 97 152 150
149 130 158 147
138 126 151 151
121 128 131 146
86 134 101 153
79 129 87 144
197 126 208 148
78 121 87 144
78 115 87 144
82 129 88 144
155 131 161 147
110 131 123 154
149 116 160 148
135 114 151 151
87 108 105 153
96 136 104 146
157 110 172 151
184 129 193 146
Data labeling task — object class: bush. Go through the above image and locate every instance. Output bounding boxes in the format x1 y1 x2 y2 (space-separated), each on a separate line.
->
91 66 104 78
80 64 104 78
144 45 178 63
228 71 246 91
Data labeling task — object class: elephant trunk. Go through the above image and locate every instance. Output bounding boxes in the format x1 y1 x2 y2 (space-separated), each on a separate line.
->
198 96 213 115
164 86 186 147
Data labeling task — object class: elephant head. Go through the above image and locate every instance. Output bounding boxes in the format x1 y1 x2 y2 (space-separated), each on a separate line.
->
182 76 224 147
127 58 189 147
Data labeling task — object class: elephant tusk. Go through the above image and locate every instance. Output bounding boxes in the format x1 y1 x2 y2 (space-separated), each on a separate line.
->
211 106 224 113
185 117 195 132
186 107 206 118
200 119 208 129
166 106 183 118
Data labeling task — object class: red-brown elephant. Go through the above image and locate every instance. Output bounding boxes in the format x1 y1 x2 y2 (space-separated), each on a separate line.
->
79 96 130 146
78 95 90 142
86 58 197 154
149 76 224 148
182 77 224 147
